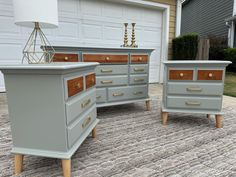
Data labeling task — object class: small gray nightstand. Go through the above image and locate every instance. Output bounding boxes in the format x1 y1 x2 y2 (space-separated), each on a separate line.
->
0 62 99 177
161 61 231 128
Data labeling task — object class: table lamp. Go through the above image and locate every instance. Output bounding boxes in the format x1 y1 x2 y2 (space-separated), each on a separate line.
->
13 0 58 64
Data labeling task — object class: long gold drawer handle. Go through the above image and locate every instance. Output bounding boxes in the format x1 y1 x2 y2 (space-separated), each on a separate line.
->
186 87 202 92
185 101 201 106
134 78 144 82
101 80 113 84
133 91 143 95
96 96 101 99
134 68 144 72
82 117 91 129
81 99 91 108
101 69 113 73
113 93 124 97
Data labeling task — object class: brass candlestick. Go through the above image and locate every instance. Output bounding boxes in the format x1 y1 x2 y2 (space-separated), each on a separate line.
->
121 23 129 47
130 23 138 48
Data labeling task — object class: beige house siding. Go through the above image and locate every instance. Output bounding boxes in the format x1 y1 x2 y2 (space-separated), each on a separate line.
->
148 0 177 59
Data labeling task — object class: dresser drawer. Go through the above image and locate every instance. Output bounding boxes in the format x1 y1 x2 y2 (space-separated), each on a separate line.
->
85 73 96 89
131 54 149 63
169 70 194 80
83 54 128 63
167 83 223 96
108 86 147 102
67 105 96 148
166 96 222 110
66 89 96 124
67 76 84 98
96 76 128 87
53 53 79 62
130 74 148 85
197 70 223 81
96 88 107 103
130 65 148 74
95 65 128 75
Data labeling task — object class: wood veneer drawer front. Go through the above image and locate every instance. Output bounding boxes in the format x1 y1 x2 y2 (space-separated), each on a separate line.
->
86 73 96 89
167 83 223 96
166 96 222 110
131 55 148 63
130 74 148 85
67 105 96 148
53 53 79 62
67 76 84 97
96 76 128 87
130 64 148 74
108 86 147 102
197 70 223 80
83 54 128 63
96 65 128 75
169 70 193 80
66 89 96 124
96 88 107 103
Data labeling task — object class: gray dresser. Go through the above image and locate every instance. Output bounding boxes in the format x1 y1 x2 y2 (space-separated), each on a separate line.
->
161 61 231 128
46 46 154 110
0 63 99 177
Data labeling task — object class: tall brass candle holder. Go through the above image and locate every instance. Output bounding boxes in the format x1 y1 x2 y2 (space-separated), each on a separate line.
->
130 23 138 48
121 23 129 47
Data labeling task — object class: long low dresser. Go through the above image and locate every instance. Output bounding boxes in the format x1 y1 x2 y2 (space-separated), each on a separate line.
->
0 63 99 177
45 46 155 110
161 61 231 128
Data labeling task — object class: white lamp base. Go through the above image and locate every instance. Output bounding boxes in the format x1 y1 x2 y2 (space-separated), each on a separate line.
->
22 22 55 64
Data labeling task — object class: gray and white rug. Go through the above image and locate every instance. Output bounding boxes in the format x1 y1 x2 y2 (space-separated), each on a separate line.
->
1 97 236 177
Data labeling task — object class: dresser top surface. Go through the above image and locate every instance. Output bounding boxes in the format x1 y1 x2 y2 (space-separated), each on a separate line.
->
163 60 231 66
44 45 155 53
0 62 99 70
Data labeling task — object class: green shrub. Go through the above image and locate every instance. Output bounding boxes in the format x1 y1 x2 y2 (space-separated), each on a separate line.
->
208 35 228 60
172 33 198 60
224 48 236 72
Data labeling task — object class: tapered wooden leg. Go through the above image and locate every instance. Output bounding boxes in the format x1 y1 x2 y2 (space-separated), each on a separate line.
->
92 127 96 138
215 115 223 128
62 159 71 177
207 114 211 119
162 112 168 126
15 154 23 175
146 100 151 111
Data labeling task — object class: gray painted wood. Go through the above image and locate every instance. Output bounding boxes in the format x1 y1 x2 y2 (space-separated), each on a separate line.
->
0 63 99 159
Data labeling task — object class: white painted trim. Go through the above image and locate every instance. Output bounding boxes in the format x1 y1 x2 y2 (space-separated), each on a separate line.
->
107 0 170 83
175 0 182 36
229 21 235 47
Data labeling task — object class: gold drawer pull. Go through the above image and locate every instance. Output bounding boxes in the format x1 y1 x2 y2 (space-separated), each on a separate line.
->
101 80 113 84
113 93 124 97
133 91 143 95
81 99 91 108
82 117 91 129
105 57 110 61
101 69 113 73
76 83 81 88
179 73 184 77
134 68 144 72
138 57 142 61
96 96 101 99
186 87 202 92
185 101 201 106
208 73 213 78
64 56 68 61
134 78 144 82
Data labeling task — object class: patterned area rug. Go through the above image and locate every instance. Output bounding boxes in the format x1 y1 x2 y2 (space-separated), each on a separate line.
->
1 96 236 177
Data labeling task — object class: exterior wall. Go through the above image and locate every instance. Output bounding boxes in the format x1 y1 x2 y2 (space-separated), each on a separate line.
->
181 0 233 38
148 0 177 59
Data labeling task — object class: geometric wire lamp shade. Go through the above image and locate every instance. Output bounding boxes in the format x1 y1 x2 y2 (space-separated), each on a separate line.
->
13 0 58 64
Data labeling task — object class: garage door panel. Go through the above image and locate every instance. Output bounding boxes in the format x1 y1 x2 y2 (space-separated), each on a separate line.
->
104 26 123 40
82 23 102 40
142 8 163 24
81 0 102 16
103 3 123 19
56 22 78 38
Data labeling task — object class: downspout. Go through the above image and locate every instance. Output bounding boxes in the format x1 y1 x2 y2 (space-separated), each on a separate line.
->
229 0 236 47
175 0 182 36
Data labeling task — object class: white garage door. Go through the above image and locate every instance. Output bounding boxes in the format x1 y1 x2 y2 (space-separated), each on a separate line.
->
0 0 164 92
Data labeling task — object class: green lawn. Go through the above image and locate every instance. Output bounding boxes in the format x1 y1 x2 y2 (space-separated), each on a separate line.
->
224 72 236 97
